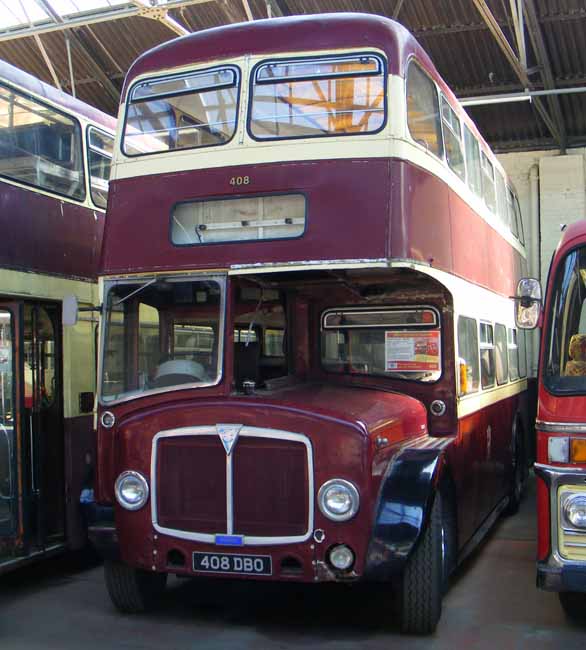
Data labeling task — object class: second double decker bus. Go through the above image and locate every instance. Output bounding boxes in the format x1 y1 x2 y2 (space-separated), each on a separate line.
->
0 59 116 573
88 14 529 634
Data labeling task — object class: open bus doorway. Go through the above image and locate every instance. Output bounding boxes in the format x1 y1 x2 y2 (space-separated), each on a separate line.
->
0 301 65 569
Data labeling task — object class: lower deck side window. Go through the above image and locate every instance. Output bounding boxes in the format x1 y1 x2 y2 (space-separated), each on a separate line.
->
321 307 441 382
457 316 479 394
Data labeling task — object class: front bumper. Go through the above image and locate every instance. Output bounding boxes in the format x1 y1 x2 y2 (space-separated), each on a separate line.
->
534 462 586 593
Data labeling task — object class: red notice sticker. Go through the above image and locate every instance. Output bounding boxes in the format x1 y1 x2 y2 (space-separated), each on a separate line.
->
385 330 440 372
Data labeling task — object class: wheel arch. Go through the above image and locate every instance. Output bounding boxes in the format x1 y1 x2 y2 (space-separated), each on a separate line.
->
364 440 455 581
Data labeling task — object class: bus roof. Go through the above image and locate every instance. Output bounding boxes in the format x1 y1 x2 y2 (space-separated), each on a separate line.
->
123 12 430 97
0 57 116 132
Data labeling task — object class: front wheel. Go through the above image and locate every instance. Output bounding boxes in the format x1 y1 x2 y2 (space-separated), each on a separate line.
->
559 591 586 623
397 494 447 635
104 560 167 613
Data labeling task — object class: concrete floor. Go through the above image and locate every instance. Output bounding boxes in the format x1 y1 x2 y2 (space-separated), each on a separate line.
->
1 476 585 649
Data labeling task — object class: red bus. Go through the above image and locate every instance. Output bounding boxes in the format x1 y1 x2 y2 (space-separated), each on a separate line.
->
89 14 530 634
0 59 116 573
532 220 586 619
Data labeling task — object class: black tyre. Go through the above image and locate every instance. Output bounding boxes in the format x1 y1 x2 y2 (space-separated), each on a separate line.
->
559 591 586 623
398 494 447 635
504 432 525 516
104 560 167 614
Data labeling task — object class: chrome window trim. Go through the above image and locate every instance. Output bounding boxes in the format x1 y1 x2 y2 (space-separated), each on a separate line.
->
98 273 227 406
150 425 314 546
536 420 586 435
534 462 586 568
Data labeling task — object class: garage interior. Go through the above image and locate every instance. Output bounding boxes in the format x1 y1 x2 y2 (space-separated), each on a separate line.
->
1 1 586 646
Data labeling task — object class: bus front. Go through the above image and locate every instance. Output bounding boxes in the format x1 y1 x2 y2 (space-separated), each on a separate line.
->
536 226 586 618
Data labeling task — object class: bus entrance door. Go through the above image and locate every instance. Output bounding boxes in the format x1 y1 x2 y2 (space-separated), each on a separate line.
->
0 304 18 544
23 303 65 553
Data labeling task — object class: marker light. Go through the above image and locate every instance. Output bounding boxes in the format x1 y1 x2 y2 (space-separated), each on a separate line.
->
101 411 116 429
548 437 569 463
115 471 149 511
571 438 586 463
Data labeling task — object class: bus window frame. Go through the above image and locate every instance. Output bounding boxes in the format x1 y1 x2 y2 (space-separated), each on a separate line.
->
86 124 113 211
319 304 442 384
168 190 309 248
439 93 465 181
246 51 388 143
405 57 444 160
0 81 86 203
98 274 227 407
121 64 242 158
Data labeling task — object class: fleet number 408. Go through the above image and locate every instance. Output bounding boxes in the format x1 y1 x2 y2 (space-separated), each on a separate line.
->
229 176 250 186
199 554 264 572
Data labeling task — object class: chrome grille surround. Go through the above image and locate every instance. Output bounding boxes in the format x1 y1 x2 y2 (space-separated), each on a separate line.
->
151 425 314 545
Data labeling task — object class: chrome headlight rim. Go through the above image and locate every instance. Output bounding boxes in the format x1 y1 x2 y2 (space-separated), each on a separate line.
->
318 478 360 522
563 493 586 530
115 470 149 511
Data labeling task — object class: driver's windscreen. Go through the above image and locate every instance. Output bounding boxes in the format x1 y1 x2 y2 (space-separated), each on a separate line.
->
101 278 223 403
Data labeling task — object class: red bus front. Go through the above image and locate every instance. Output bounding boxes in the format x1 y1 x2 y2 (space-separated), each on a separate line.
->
535 221 586 616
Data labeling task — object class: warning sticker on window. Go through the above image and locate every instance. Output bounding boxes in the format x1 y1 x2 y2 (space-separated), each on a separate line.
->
385 330 440 372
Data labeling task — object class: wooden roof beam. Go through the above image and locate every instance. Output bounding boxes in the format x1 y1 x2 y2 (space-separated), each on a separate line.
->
472 0 562 148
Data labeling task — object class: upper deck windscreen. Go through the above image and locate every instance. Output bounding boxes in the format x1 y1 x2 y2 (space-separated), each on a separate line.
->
123 67 239 155
0 83 84 200
249 54 386 139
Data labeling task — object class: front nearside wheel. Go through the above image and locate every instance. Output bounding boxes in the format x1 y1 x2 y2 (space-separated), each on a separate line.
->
397 494 447 635
104 560 167 613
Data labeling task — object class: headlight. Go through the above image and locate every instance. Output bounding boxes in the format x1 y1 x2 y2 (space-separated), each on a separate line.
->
318 479 359 522
564 494 586 529
115 471 149 511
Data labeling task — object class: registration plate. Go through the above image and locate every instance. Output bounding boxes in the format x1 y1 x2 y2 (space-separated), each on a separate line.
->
192 552 272 576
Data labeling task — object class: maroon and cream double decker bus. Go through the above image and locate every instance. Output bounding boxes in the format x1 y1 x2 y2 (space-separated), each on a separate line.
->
0 59 115 573
530 220 586 619
89 14 529 633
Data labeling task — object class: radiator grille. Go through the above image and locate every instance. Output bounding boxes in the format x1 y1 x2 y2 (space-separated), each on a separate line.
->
152 426 312 544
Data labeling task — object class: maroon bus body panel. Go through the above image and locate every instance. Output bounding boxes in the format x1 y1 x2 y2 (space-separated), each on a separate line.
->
101 159 391 274
0 183 104 279
105 384 428 578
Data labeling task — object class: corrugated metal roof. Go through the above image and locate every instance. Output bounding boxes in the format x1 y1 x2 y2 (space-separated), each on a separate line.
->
0 0 584 152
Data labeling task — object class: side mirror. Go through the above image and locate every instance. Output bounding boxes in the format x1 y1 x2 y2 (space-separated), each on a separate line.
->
514 278 542 330
63 294 79 327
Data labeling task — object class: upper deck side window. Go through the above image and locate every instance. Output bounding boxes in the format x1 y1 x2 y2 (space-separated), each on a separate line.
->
249 54 386 140
481 151 496 213
440 95 464 180
0 83 84 200
87 126 113 209
123 66 240 156
406 61 443 158
463 124 482 196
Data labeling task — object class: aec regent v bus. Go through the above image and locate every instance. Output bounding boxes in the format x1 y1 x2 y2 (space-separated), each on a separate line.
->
84 14 529 634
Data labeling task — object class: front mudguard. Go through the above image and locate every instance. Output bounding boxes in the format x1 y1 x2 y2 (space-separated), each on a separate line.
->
364 445 449 581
